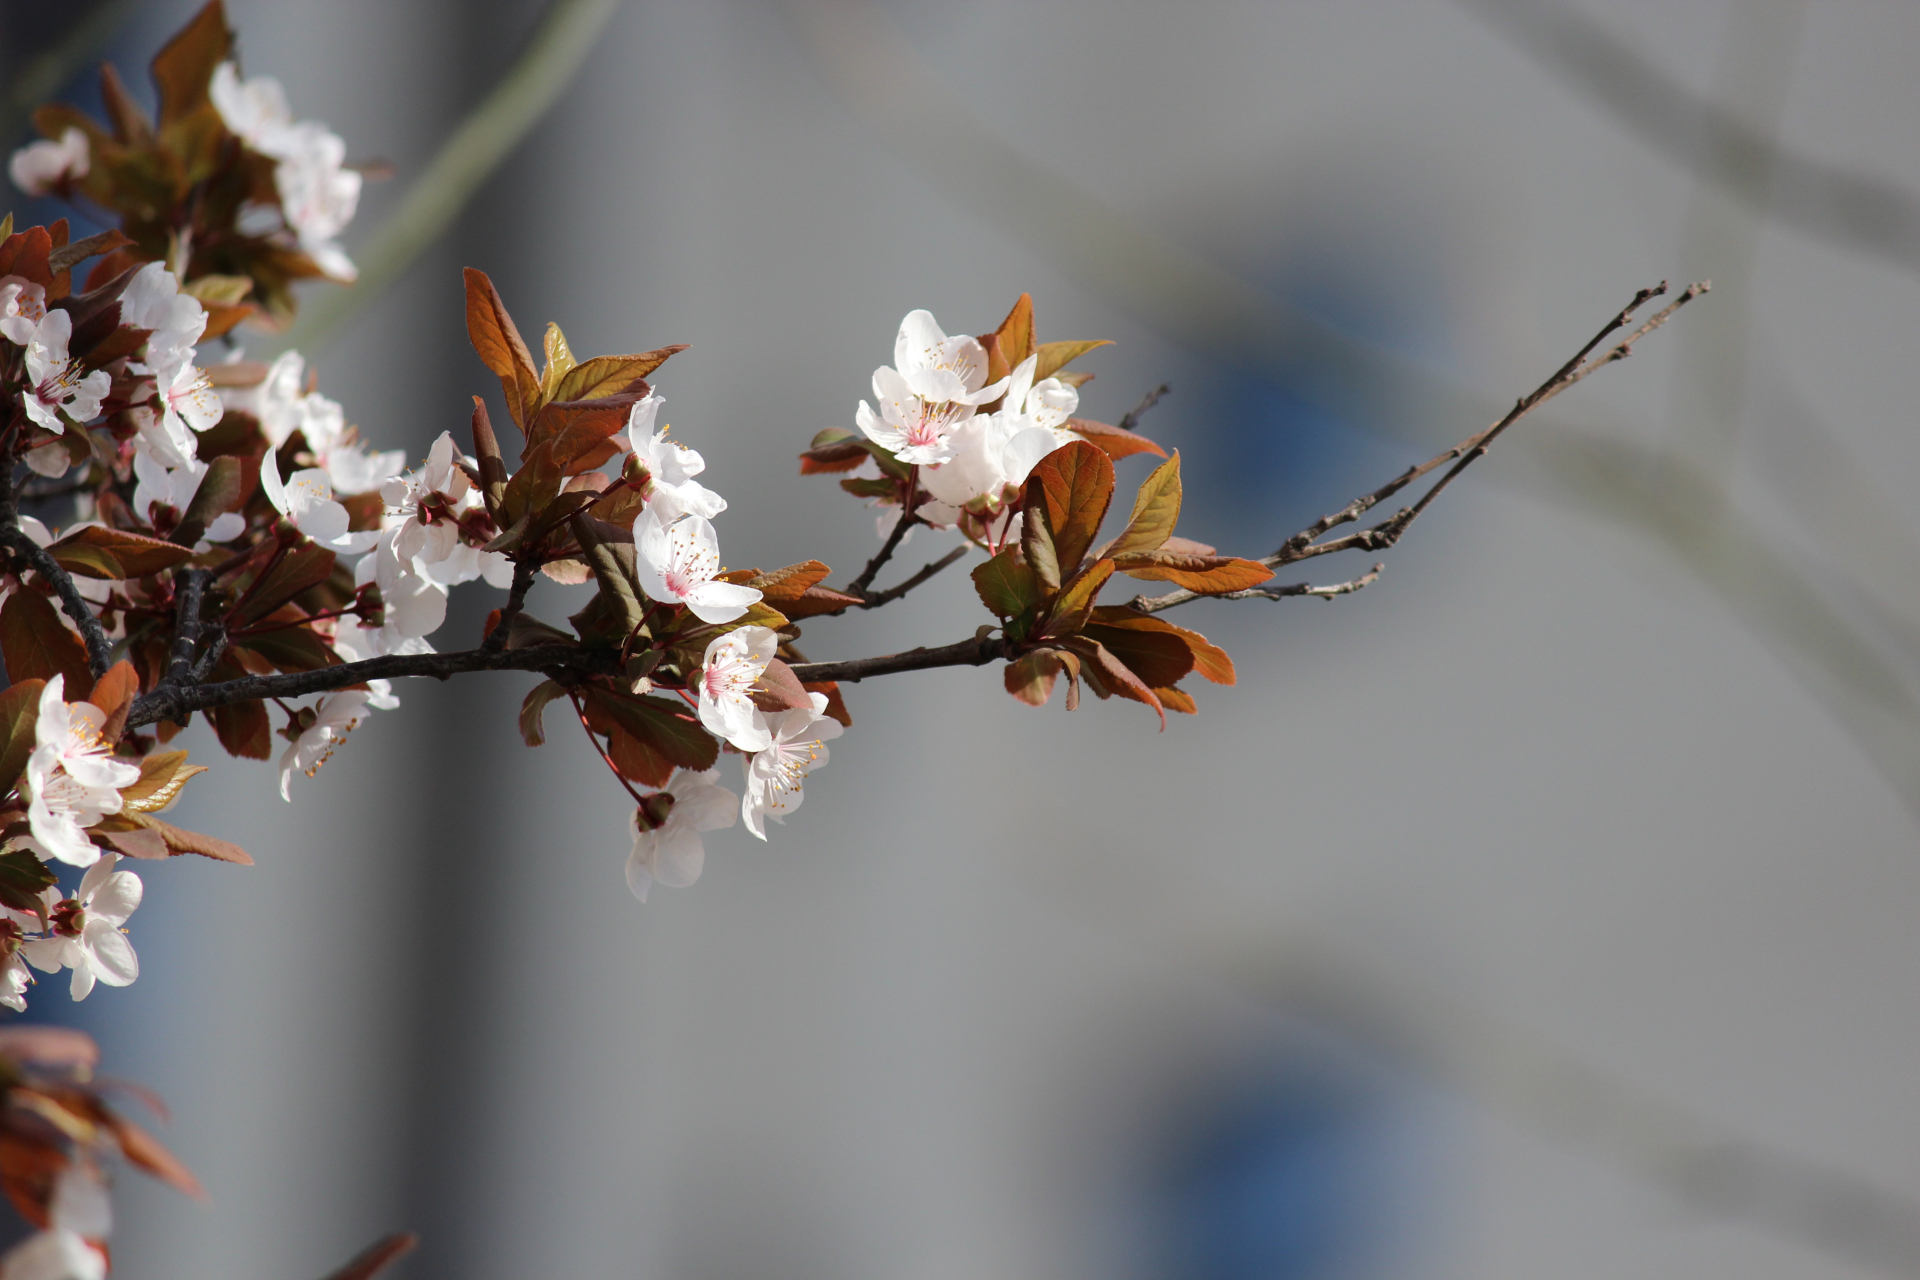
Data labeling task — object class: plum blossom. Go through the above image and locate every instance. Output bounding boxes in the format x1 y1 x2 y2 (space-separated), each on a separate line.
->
262 449 378 554
634 511 761 625
741 693 842 840
21 853 141 1001
696 626 777 751
11 310 109 435
0 277 47 342
626 769 738 902
0 1225 106 1280
7 129 89 198
623 395 724 520
222 348 308 444
919 354 1078 524
382 433 510 587
853 310 1008 466
278 692 368 800
354 528 448 644
117 262 208 378
210 64 360 280
130 448 246 546
24 677 139 869
326 623 403 710
0 917 33 1013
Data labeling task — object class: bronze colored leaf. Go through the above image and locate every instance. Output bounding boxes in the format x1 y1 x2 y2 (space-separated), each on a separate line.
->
48 526 193 579
0 680 46 799
1088 606 1235 684
0 592 90 690
800 429 873 474
1109 551 1273 593
1154 685 1198 714
0 226 53 291
747 561 832 604
526 393 645 471
462 268 541 428
748 658 812 714
540 321 578 396
0 849 56 916
319 1233 420 1280
126 812 253 863
585 689 718 786
1080 617 1193 689
1105 451 1181 560
120 750 207 813
1032 339 1111 383
98 63 155 145
981 293 1035 384
1026 440 1114 577
106 1115 203 1199
173 455 245 547
1063 636 1165 729
149 0 231 128
46 230 132 275
1003 648 1066 707
103 829 169 860
1037 559 1114 640
234 618 340 673
549 347 684 403
518 680 566 747
232 541 336 627
1066 417 1167 461
89 661 139 742
1022 502 1061 592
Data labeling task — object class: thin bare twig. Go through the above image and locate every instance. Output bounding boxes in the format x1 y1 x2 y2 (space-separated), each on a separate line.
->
845 469 922 598
0 465 113 680
161 569 211 688
788 632 1003 685
838 546 967 613
1117 383 1170 434
484 560 537 652
1142 564 1385 610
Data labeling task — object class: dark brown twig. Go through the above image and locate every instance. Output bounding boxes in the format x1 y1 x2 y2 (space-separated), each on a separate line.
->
0 465 114 681
845 470 922 598
834 545 968 614
161 569 211 688
484 560 537 652
788 632 1003 684
1117 382 1170 434
1139 564 1385 610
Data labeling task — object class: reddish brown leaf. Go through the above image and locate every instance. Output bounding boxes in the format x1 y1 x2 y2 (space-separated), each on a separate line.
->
470 397 508 516
802 681 852 728
0 226 54 290
102 830 169 860
320 1233 420 1280
1088 606 1235 685
89 661 139 743
748 658 812 714
48 526 194 579
1037 559 1114 639
799 434 872 474
98 64 155 145
126 812 253 863
1003 649 1066 707
779 585 864 621
462 268 541 429
1080 617 1193 689
584 690 718 786
747 561 832 604
0 1027 96 1068
1105 451 1181 560
1154 685 1198 714
519 680 566 748
232 541 336 626
107 1115 203 1199
981 293 1035 385
1110 551 1273 593
173 455 245 547
527 393 645 471
0 592 91 690
1066 417 1167 461
1026 440 1114 576
46 230 132 275
549 347 683 402
1065 636 1166 729
0 680 46 798
149 0 231 128
972 547 1040 621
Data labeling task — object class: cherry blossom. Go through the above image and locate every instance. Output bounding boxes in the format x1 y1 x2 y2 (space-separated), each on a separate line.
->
626 769 739 902
696 626 777 751
7 129 89 198
116 262 208 378
279 692 368 800
24 676 139 869
354 529 448 643
892 310 1004 406
11 310 110 435
261 449 379 555
740 693 842 840
634 511 762 625
0 1227 106 1280
382 433 510 588
0 277 47 343
919 355 1078 523
131 449 246 546
326 623 403 710
209 63 292 148
271 123 361 282
623 394 725 520
20 853 141 1000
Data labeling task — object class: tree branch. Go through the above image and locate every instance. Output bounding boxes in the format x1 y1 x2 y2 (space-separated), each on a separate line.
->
161 569 211 688
125 644 619 731
1117 382 1170 434
0 465 113 681
844 469 921 599
788 632 1003 685
484 560 537 652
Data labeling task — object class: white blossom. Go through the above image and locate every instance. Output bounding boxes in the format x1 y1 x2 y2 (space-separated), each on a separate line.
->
24 677 138 869
326 622 403 710
12 310 109 435
261 448 378 554
20 853 141 1001
634 511 761 625
853 311 1009 467
117 262 208 378
919 354 1077 521
278 692 367 800
0 277 47 343
626 769 738 902
354 527 448 643
741 693 842 840
381 433 510 587
696 626 777 752
892 310 1004 406
0 1228 105 1280
623 394 725 520
130 448 246 546
209 63 292 147
210 63 359 281
7 129 89 198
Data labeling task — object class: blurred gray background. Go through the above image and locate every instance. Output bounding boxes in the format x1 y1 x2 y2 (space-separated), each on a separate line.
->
10 1 1920 1278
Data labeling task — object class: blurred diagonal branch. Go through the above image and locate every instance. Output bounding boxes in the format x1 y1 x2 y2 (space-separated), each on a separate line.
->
1459 0 1920 276
781 0 1920 820
279 0 625 355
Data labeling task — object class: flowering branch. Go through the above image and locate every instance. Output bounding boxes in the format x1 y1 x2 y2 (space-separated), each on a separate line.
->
0 465 113 680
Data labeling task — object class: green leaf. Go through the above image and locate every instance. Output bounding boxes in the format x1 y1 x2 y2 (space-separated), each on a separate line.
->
549 346 686 403
463 268 541 429
0 592 90 690
48 526 194 579
540 322 578 396
971 548 1040 620
0 680 47 799
1105 451 1182 560
519 680 567 747
1032 339 1111 383
1025 440 1114 577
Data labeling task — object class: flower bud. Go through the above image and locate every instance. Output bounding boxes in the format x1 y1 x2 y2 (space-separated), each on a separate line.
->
632 792 676 833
